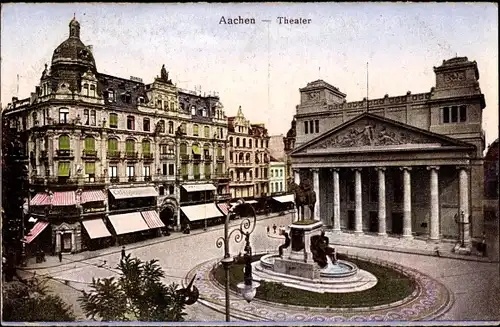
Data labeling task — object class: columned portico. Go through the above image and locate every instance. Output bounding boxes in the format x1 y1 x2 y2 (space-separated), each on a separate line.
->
427 166 440 242
353 168 363 234
401 167 413 239
331 168 341 232
376 167 387 236
458 166 471 248
312 168 320 221
293 169 300 185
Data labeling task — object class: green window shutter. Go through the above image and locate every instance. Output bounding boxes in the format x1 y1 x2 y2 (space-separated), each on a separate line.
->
85 137 95 151
126 140 135 153
108 138 117 151
217 147 222 156
192 145 200 155
193 125 199 135
181 163 187 175
59 135 70 150
58 162 70 176
204 126 210 138
142 141 150 154
205 164 210 176
180 144 187 155
217 163 223 174
110 113 118 126
85 162 95 174
193 164 199 175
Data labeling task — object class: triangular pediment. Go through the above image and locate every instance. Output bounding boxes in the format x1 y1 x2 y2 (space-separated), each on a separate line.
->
292 113 475 155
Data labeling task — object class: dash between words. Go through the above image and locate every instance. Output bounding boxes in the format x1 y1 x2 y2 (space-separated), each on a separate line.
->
219 16 312 25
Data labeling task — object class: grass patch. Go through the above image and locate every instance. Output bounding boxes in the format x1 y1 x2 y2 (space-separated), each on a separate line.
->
212 253 415 308
292 219 317 225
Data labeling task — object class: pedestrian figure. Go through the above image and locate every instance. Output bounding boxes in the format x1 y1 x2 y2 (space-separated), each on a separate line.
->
58 252 62 263
40 250 46 262
36 249 41 263
481 232 487 257
273 224 277 234
267 226 270 234
435 246 440 257
121 246 126 260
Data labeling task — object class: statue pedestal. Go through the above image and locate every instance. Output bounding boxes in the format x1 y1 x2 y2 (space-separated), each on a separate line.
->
273 257 320 279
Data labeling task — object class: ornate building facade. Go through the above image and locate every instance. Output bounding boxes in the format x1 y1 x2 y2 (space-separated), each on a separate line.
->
290 57 486 252
3 18 229 253
227 106 270 200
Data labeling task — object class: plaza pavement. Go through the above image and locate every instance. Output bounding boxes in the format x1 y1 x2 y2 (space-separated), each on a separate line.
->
16 212 500 322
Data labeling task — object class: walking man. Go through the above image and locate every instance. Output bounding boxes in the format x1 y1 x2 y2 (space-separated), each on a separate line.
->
58 252 62 263
121 246 126 260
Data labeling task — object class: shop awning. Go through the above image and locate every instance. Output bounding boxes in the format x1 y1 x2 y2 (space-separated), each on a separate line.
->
81 190 106 204
245 200 258 204
52 191 77 206
273 194 295 203
108 212 150 235
181 203 224 222
82 219 112 239
109 187 158 200
22 221 49 244
182 184 216 192
31 193 50 206
141 211 165 229
192 145 200 155
217 203 230 216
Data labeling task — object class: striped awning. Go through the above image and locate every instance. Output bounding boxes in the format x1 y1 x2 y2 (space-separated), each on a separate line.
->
22 221 49 244
82 219 112 239
109 187 158 200
141 211 165 229
181 203 224 222
52 191 76 206
108 212 150 235
81 190 106 204
31 193 50 206
217 203 230 216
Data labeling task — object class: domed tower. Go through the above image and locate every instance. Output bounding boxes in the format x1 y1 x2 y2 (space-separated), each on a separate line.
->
49 16 97 94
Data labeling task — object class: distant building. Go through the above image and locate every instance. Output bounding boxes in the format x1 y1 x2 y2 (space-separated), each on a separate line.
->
227 106 270 200
290 57 486 252
269 159 286 194
269 135 285 161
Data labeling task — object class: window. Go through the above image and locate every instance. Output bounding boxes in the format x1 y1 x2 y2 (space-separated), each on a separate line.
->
369 182 378 203
59 135 70 150
127 166 135 177
109 113 118 128
162 163 168 175
108 138 118 154
180 122 186 134
181 163 188 179
230 137 233 147
59 108 69 124
168 164 174 175
280 182 283 192
243 139 246 147
160 144 168 154
255 168 259 178
459 105 467 122
84 136 95 151
220 128 224 139
108 89 115 102
159 186 165 196
169 185 174 194
32 112 38 126
191 106 196 115
84 109 89 125
90 110 96 126
90 85 96 97
204 126 210 138
43 109 46 125
143 166 150 177
203 144 210 158
304 121 308 134
451 106 458 123
315 120 319 133
142 140 151 154
193 124 199 136
309 121 314 134
180 143 187 155
236 138 240 147
230 151 233 163
271 170 274 178
193 164 200 179
157 99 162 108
108 166 117 178
249 139 252 148
168 144 174 154
202 108 207 117
127 116 135 130
85 162 95 179
83 83 89 96
143 118 150 132
442 105 467 124
217 163 223 175
205 163 211 179
217 146 222 157
126 139 135 154
58 162 70 177
168 121 174 134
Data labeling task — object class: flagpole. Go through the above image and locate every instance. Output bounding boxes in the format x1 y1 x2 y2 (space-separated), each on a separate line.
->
366 62 369 113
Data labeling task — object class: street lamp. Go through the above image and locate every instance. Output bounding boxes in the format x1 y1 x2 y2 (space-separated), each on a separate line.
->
216 199 260 322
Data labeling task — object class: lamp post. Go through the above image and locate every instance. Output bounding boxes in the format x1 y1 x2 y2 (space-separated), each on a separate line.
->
216 199 260 322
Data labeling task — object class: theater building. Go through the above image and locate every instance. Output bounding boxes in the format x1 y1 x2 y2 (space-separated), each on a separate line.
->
290 57 486 252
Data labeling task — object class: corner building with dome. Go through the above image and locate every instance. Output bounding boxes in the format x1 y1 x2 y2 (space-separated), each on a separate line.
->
3 18 230 254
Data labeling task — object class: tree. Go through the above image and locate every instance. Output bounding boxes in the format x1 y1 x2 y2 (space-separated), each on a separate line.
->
3 275 76 321
78 254 198 321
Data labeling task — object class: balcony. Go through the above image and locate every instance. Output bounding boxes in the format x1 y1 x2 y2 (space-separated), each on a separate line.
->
204 155 212 162
109 176 119 183
82 150 98 158
125 152 139 160
84 176 105 184
160 153 175 160
193 174 200 180
142 153 154 161
180 154 190 161
182 174 188 181
55 149 74 159
192 154 202 162
144 176 152 182
107 151 121 160
216 155 225 162
214 173 230 180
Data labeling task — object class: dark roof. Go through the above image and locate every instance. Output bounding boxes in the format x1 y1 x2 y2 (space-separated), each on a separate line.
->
98 73 148 110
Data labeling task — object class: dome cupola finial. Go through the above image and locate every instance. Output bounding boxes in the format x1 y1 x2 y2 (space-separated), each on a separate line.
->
69 14 80 38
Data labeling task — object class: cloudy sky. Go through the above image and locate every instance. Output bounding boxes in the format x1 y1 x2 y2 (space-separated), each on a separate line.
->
1 3 498 146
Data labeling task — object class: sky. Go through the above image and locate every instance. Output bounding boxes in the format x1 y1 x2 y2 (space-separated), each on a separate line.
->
1 3 498 146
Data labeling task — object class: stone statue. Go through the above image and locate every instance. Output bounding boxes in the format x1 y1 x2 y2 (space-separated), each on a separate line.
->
161 64 168 81
310 230 337 268
278 230 290 258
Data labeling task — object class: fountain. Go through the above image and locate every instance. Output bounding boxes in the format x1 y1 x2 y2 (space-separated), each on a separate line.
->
253 221 378 293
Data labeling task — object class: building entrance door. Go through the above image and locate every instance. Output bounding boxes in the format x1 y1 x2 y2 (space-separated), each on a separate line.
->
347 210 355 230
61 233 72 252
392 213 403 235
369 212 378 233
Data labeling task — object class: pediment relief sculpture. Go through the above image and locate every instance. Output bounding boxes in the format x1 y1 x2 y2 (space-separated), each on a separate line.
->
310 121 432 150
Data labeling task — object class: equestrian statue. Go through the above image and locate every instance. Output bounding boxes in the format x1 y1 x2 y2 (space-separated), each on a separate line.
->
289 179 316 221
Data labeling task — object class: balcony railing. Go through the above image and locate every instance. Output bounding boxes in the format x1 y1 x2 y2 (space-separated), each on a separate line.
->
107 151 121 159
216 155 225 162
144 176 152 182
193 174 200 180
84 176 105 184
160 153 175 160
142 153 154 160
55 149 74 157
180 154 190 161
110 177 119 183
182 174 188 180
192 155 202 161
82 150 98 157
125 152 139 160
214 173 230 180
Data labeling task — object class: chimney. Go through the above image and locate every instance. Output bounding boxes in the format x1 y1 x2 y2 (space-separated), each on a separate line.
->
35 86 40 95
12 97 18 103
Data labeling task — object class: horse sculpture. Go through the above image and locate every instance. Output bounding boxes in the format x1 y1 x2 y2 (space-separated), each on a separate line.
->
290 180 316 221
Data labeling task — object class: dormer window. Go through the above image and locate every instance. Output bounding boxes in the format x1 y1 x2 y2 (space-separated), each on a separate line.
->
107 89 115 102
90 85 96 97
191 106 196 115
138 97 145 104
83 83 89 96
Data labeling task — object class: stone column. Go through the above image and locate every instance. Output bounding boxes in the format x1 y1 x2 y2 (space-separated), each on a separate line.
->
376 167 387 236
353 168 363 234
401 167 413 239
427 166 440 241
312 168 320 221
459 166 471 248
294 169 300 185
55 231 61 253
332 168 341 232
71 231 76 253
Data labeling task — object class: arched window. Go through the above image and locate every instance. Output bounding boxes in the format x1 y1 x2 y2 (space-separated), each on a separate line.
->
229 137 233 147
127 116 135 130
59 135 70 150
217 146 223 157
249 170 253 179
157 120 165 133
107 138 118 155
84 136 95 152
249 139 252 148
142 139 151 154
143 118 150 132
204 126 210 138
230 170 234 180
179 143 187 155
245 153 250 162
125 139 135 155
83 83 89 96
236 138 240 147
202 108 207 117
83 109 89 125
193 124 199 136
239 153 244 162
191 106 196 115
107 89 115 102
168 121 174 134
